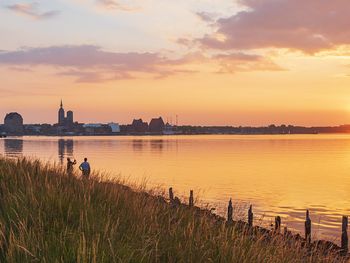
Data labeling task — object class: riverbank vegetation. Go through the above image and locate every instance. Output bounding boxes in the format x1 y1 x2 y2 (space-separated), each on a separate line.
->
0 158 345 262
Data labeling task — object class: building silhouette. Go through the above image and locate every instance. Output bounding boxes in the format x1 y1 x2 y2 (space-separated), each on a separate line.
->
58 100 65 126
66 111 74 126
131 119 148 133
58 100 74 127
4 112 23 135
149 117 165 133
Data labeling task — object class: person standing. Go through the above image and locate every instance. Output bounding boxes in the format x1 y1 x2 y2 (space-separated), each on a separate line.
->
79 157 91 179
66 157 76 175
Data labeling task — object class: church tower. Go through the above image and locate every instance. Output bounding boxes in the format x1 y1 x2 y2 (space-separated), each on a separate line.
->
58 100 65 126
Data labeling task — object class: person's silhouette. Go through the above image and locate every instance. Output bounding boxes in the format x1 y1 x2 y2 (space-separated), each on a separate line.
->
66 157 76 176
79 158 91 179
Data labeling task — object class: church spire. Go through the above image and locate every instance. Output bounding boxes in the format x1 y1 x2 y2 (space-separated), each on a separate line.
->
58 99 65 125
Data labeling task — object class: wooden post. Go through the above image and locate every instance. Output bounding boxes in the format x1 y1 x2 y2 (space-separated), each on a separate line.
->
169 187 174 202
189 190 194 207
341 216 348 255
227 199 233 223
305 210 311 244
248 205 253 227
275 216 281 233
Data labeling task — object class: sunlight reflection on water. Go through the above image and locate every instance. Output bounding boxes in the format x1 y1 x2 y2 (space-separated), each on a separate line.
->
1 134 350 246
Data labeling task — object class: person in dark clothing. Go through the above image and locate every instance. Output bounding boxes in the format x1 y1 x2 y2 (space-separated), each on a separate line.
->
67 157 76 175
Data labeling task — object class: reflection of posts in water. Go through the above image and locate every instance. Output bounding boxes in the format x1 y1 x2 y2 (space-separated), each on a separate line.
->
4 139 23 157
58 139 74 165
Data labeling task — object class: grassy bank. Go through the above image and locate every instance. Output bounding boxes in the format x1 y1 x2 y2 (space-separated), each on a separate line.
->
0 158 345 262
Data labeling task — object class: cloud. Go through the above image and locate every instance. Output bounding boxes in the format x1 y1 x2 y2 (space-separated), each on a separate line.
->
198 0 350 53
57 69 134 83
212 53 285 73
0 45 283 82
159 51 283 75
177 52 283 73
8 66 34 72
95 0 138 11
0 45 162 69
196 12 216 23
0 45 185 82
6 2 60 20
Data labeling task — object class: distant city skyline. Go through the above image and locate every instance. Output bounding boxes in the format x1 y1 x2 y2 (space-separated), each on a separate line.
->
1 1 350 126
1 100 350 127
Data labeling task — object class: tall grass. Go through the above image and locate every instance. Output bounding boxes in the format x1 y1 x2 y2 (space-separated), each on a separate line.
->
0 158 345 262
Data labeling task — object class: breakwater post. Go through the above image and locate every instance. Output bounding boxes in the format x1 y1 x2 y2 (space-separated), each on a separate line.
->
169 187 174 202
275 216 281 233
248 205 253 227
227 199 233 224
341 216 348 255
189 190 194 207
305 210 311 244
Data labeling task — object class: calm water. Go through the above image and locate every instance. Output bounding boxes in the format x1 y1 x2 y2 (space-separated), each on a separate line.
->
1 134 350 245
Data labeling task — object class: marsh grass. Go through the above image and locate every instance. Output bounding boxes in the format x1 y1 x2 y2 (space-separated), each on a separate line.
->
0 158 345 262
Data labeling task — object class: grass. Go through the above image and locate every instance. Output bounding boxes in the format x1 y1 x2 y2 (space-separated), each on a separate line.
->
0 158 346 262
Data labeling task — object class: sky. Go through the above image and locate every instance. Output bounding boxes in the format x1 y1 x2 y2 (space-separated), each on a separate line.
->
1 0 350 126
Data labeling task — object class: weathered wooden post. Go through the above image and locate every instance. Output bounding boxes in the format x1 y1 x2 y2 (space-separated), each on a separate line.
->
189 190 194 207
305 210 311 244
248 205 253 227
169 187 174 202
341 216 348 255
275 216 281 233
227 199 233 223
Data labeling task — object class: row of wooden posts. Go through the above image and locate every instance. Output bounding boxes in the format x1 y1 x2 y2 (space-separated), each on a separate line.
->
169 187 349 255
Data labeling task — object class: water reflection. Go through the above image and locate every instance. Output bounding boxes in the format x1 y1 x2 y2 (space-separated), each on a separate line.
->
132 140 144 152
150 139 164 153
4 139 23 157
131 139 178 154
66 139 74 156
58 139 74 164
1 135 350 246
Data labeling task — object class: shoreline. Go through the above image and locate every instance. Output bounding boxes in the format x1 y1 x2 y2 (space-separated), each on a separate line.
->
6 132 350 137
165 188 349 258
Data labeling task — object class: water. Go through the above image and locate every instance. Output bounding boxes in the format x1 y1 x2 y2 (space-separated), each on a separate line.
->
1 134 350 245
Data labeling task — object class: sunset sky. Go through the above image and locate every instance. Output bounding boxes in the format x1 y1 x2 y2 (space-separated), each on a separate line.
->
1 0 350 126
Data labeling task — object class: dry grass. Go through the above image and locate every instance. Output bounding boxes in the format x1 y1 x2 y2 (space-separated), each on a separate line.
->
0 158 345 263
